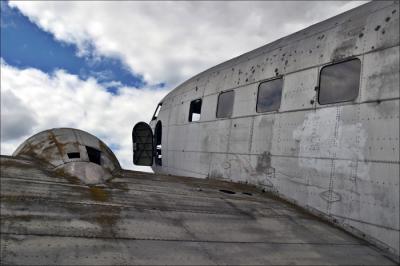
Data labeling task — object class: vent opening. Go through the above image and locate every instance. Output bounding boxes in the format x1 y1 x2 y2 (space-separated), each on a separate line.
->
86 146 101 165
219 189 236 194
242 192 253 196
67 152 80 159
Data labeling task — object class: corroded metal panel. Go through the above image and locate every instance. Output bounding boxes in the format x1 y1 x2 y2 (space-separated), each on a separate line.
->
280 68 318 112
2 156 398 264
12 128 121 185
328 17 366 62
361 46 400 102
202 69 227 96
227 117 253 154
183 122 203 151
329 161 399 243
359 101 399 162
198 94 218 122
166 151 210 177
145 1 400 259
232 84 257 118
200 120 231 153
270 110 307 157
250 114 276 154
362 3 399 53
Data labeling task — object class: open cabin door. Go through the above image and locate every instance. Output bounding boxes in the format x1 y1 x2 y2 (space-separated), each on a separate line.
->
132 122 154 166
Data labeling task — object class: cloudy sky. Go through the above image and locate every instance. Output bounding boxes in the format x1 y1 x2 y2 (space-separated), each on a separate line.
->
1 1 367 171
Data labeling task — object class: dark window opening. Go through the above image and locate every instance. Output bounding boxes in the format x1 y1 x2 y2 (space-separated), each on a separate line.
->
256 78 283 113
216 90 235 118
67 152 80 159
189 99 202 122
152 103 162 120
86 146 101 165
155 121 162 166
318 58 361 105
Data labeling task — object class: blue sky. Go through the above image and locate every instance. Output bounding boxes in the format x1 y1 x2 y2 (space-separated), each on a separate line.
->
1 1 150 94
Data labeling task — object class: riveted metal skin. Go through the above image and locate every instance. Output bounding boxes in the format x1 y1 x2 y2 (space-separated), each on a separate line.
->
1 1 399 264
0 155 397 265
147 1 400 260
13 128 121 185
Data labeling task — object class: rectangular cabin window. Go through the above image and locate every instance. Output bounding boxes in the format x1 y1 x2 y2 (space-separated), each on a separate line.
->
256 78 283 113
318 59 361 105
67 152 80 159
86 146 101 165
189 99 202 122
152 103 162 120
216 90 234 118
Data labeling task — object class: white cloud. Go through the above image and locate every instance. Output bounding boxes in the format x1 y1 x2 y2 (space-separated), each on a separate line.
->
0 61 168 171
8 1 368 87
1 90 38 141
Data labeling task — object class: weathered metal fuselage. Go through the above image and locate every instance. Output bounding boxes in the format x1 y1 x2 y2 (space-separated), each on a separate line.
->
149 1 400 258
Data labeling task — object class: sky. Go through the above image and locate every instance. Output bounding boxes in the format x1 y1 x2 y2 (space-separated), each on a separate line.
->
1 0 367 171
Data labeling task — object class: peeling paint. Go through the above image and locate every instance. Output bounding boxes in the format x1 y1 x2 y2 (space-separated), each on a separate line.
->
293 108 368 175
89 187 109 202
12 128 121 185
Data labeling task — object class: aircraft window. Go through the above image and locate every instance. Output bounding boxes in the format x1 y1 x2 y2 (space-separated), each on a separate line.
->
86 146 101 165
318 59 361 105
152 103 162 120
67 152 80 159
216 90 235 118
256 78 283 113
189 99 202 122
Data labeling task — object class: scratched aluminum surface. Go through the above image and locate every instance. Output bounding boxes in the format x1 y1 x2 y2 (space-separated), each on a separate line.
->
0 155 397 265
12 128 121 185
148 1 400 259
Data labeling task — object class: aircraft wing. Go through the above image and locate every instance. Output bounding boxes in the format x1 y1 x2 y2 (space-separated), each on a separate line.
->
0 155 396 265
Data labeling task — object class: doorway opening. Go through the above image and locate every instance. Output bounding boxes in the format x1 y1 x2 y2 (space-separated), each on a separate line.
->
155 121 162 166
132 122 154 166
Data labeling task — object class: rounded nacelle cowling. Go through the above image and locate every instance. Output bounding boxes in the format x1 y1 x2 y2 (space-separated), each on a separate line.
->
13 128 121 185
